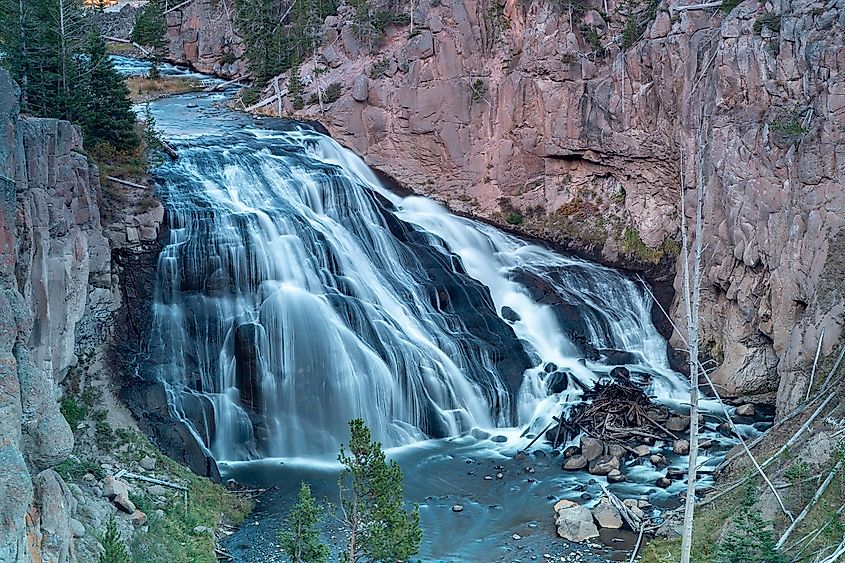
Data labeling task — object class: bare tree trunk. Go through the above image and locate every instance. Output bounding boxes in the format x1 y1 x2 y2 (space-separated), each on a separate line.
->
678 109 706 563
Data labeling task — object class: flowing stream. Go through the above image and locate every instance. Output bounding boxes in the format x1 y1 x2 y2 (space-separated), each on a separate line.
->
119 58 766 562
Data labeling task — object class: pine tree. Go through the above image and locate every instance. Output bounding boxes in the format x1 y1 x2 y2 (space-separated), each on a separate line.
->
338 419 421 563
98 516 131 563
279 482 329 563
288 64 304 110
130 0 166 54
82 29 139 150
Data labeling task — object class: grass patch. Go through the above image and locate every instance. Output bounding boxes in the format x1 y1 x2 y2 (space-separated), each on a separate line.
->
720 0 743 12
126 76 202 103
55 456 105 481
60 396 89 430
106 41 142 56
622 227 679 263
506 211 524 225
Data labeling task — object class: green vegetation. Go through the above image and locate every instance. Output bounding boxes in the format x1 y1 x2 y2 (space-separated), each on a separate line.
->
289 65 305 110
131 0 167 54
506 211 524 225
754 12 782 33
370 57 392 78
584 26 606 56
770 107 808 138
337 419 421 563
713 486 790 563
622 227 680 263
99 516 131 563
60 396 88 430
471 78 488 101
279 483 329 563
55 456 105 481
0 0 139 151
720 0 743 12
619 0 658 50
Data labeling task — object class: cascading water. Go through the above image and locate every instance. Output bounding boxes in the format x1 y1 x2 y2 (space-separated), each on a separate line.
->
145 123 688 463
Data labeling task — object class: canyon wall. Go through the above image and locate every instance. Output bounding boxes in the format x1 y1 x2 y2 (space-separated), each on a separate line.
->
167 0 845 414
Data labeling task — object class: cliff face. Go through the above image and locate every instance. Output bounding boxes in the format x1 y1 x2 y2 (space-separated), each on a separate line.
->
0 70 122 562
165 0 246 77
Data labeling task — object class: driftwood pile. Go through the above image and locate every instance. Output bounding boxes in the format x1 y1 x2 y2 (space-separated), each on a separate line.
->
546 372 688 449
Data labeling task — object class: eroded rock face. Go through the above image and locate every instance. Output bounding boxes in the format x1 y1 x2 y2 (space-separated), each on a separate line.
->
0 69 126 562
165 0 246 77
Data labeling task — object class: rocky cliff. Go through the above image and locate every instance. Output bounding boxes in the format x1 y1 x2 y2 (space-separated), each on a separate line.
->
165 0 246 77
0 68 167 562
166 0 845 415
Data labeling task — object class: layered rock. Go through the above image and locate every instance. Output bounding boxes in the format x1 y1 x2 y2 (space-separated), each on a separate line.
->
0 69 127 561
165 0 246 77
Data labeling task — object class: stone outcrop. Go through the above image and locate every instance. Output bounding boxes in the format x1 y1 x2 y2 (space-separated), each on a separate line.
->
165 0 246 77
0 69 154 562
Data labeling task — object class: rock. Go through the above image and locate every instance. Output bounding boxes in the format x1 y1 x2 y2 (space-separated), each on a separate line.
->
514 451 527 461
655 477 672 488
607 444 627 459
132 509 147 526
512 533 522 540
495 472 504 479
588 455 619 476
470 428 490 440
623 499 645 520
666 467 685 480
717 422 733 437
563 446 580 458
154 509 165 519
501 306 521 322
580 436 604 461
193 525 211 535
69 518 86 538
673 439 690 455
351 75 369 103
606 469 625 483
139 456 157 470
562 455 588 471
491 435 508 443
484 475 493 480
634 445 651 457
736 404 756 417
592 500 623 529
650 454 668 467
147 484 166 496
452 504 464 512
83 473 96 483
114 494 136 515
666 416 690 432
554 499 578 512
102 476 129 501
699 439 714 449
555 505 600 542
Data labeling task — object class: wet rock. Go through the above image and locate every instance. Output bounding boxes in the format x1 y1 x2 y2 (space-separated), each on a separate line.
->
580 436 604 461
484 475 493 481
736 404 756 417
607 469 625 483
666 415 690 432
592 499 623 529
515 451 527 461
634 445 651 457
717 422 733 437
452 504 464 512
501 306 521 322
649 454 668 467
607 444 627 459
544 362 558 374
588 455 619 476
673 439 690 455
496 473 504 479
554 499 578 512
622 499 645 520
512 533 522 540
563 446 580 458
666 467 685 480
699 439 715 449
555 505 600 542
562 455 588 471
533 450 547 459
655 477 672 488
491 435 508 443
139 456 157 470
546 371 570 394
470 428 490 440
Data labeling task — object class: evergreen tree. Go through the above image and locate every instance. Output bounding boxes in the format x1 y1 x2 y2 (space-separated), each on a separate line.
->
82 30 139 150
98 516 131 563
713 485 790 563
288 63 304 110
130 0 166 54
279 482 329 563
338 419 421 563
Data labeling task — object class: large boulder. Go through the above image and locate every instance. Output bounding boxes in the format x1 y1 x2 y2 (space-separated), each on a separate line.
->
588 455 620 476
580 436 604 461
555 505 600 542
592 499 623 529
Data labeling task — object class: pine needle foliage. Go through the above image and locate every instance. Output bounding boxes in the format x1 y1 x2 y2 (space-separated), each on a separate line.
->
279 482 329 563
712 484 790 563
337 419 421 563
98 516 131 563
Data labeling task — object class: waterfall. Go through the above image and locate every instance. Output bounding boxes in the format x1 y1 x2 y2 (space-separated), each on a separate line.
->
145 126 687 462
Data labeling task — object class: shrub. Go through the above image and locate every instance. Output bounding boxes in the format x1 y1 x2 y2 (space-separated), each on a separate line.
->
720 0 743 12
323 82 343 103
60 396 88 430
99 516 131 563
55 457 105 481
506 211 524 225
713 485 790 563
754 12 782 33
471 78 488 101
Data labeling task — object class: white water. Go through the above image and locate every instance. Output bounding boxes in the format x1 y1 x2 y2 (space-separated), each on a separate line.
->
135 80 689 462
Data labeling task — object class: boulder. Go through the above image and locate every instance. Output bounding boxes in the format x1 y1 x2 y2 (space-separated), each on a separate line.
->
500 306 521 322
736 404 756 417
650 454 668 467
607 469 625 483
554 499 578 512
147 484 166 496
491 435 508 443
452 504 463 512
470 428 490 440
666 467 685 480
588 455 619 476
114 494 136 515
562 454 588 471
139 456 156 470
623 499 645 520
655 477 672 488
101 476 129 501
607 444 627 459
131 509 147 526
351 75 369 103
634 445 651 457
673 439 690 455
555 505 600 542
592 499 623 529
580 436 604 461
666 415 690 432
563 446 580 458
